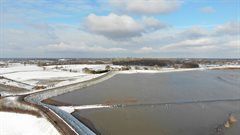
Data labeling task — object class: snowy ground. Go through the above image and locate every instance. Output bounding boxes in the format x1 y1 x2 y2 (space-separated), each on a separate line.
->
59 104 112 113
0 78 33 90
0 63 239 92
0 63 108 91
207 64 240 69
46 64 108 72
0 112 60 135
118 67 205 74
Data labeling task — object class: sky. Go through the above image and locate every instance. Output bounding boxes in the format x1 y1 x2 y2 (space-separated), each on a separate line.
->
0 0 239 58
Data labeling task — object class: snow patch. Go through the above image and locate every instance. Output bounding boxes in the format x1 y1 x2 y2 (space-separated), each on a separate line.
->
118 68 205 74
0 112 60 135
0 64 108 91
59 104 112 113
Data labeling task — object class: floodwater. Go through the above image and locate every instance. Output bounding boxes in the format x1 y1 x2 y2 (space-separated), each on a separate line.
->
73 101 240 135
51 70 240 135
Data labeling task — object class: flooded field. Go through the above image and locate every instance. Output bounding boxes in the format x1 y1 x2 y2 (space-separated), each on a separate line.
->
73 101 240 135
51 70 240 135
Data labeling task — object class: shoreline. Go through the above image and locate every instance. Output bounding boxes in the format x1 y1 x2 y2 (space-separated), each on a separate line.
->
1 65 239 135
1 71 117 135
22 72 117 135
1 65 239 94
118 67 205 74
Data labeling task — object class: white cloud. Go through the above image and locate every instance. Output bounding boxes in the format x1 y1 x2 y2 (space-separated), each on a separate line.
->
157 31 239 55
84 13 143 39
111 0 181 15
39 42 127 53
1 19 239 58
87 46 127 52
179 27 209 39
215 21 240 35
1 0 238 58
142 17 168 32
159 38 217 52
200 6 215 13
84 13 167 39
1 28 56 50
227 40 240 49
137 47 155 53
39 42 82 52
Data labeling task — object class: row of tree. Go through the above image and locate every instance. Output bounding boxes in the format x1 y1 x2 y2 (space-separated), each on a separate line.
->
112 59 199 68
112 59 171 67
82 68 109 74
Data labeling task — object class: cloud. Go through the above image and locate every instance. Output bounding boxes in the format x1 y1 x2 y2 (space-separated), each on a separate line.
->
132 22 239 56
39 42 127 53
200 6 215 13
110 0 181 15
155 24 239 55
228 40 240 49
152 22 238 52
159 38 218 52
1 0 238 58
215 21 240 35
1 18 239 58
1 28 56 49
142 17 168 32
137 47 155 53
179 27 209 39
84 13 167 39
87 47 127 53
84 13 143 39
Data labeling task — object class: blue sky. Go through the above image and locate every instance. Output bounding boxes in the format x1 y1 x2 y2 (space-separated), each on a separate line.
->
0 0 239 58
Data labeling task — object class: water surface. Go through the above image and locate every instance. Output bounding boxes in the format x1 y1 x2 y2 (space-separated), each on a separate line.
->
51 70 240 135
73 101 240 135
52 70 240 105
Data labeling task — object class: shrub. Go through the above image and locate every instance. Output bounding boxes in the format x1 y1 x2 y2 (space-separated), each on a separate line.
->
180 63 199 68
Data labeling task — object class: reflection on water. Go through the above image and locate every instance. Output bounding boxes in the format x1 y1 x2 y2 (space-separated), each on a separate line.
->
51 70 240 135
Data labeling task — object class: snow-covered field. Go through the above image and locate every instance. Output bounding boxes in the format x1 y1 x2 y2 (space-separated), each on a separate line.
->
0 112 60 135
0 63 108 91
0 63 239 92
0 78 33 90
47 64 107 72
118 67 205 74
207 64 240 69
0 63 43 75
